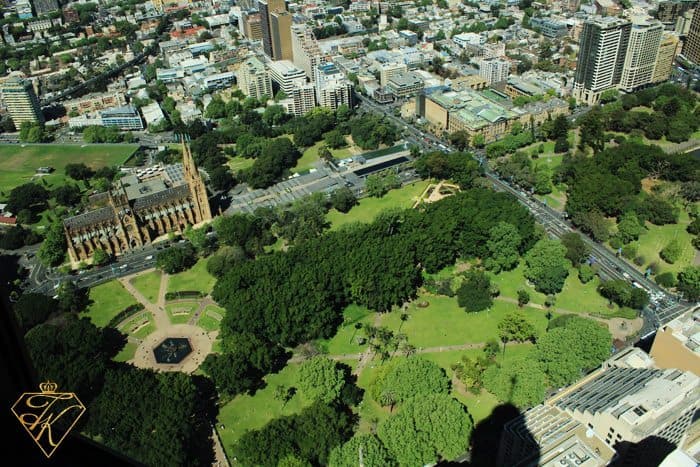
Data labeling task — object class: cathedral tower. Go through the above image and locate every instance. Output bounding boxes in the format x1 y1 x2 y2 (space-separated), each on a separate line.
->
182 138 212 224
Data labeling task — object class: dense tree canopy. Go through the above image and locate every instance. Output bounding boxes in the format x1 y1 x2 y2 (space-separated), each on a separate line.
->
484 221 521 272
370 357 449 406
213 189 536 347
678 266 700 301
457 270 493 312
38 222 67 266
156 244 196 273
523 239 569 294
414 151 482 188
482 358 547 408
536 316 611 387
328 434 395 467
14 293 57 331
86 369 212 467
298 356 347 403
377 394 472 466
25 317 110 400
234 402 353 466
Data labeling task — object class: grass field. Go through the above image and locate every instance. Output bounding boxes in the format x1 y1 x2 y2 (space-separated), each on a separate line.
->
118 311 155 338
130 270 162 304
316 304 375 355
0 144 137 194
165 301 198 324
635 210 696 276
217 364 312 460
293 141 352 173
380 295 550 348
113 342 137 362
227 156 255 173
197 304 224 332
82 280 137 327
327 180 431 230
167 258 215 295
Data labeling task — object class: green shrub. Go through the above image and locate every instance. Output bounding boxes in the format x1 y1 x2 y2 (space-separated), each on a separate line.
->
660 240 683 264
655 272 677 287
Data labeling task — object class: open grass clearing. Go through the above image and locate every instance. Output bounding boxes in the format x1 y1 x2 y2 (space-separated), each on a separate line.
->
316 304 375 355
216 364 311 460
380 295 550 349
634 210 696 276
113 342 137 362
165 301 198 324
118 311 155 339
197 305 225 332
167 257 215 295
129 270 162 303
82 280 138 327
227 156 255 173
0 143 137 195
293 141 352 173
327 180 431 230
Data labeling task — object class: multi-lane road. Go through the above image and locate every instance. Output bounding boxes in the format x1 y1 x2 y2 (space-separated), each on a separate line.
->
357 93 696 335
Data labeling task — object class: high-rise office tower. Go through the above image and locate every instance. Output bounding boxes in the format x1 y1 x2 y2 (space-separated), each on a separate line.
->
241 11 263 41
619 18 663 92
573 16 631 105
291 25 323 82
653 33 680 83
683 8 700 64
270 11 293 61
236 57 273 100
1 76 44 125
258 0 286 58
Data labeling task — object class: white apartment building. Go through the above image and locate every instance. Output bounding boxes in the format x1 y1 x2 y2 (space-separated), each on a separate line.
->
619 18 664 92
478 58 511 85
236 57 273 100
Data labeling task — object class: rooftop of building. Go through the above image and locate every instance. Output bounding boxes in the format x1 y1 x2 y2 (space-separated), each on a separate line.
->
586 15 630 27
663 311 700 355
505 404 615 467
429 88 517 129
267 59 306 76
387 71 423 87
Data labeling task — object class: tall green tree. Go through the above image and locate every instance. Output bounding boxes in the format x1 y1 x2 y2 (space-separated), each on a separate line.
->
536 316 611 387
484 221 521 272
38 222 67 266
498 312 537 349
482 358 547 408
372 357 449 406
328 434 395 467
377 394 472 466
457 270 493 312
298 356 347 403
560 232 590 265
523 239 570 294
678 266 700 300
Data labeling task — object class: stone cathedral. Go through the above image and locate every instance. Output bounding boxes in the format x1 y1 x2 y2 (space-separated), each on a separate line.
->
63 141 212 263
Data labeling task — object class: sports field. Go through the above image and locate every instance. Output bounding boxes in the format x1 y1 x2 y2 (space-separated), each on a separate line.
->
0 144 137 193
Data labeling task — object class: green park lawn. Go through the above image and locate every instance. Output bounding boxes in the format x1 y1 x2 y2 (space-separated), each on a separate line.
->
130 270 162 303
635 210 696 276
217 364 312 460
534 184 567 211
0 144 137 194
113 342 137 362
165 301 198 324
167 257 215 295
118 312 155 339
491 263 548 306
316 304 376 355
197 305 225 332
380 295 550 349
327 180 431 230
293 141 352 173
82 280 138 327
227 156 255 173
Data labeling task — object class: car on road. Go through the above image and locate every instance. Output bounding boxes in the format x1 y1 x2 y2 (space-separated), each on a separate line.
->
145 255 154 260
